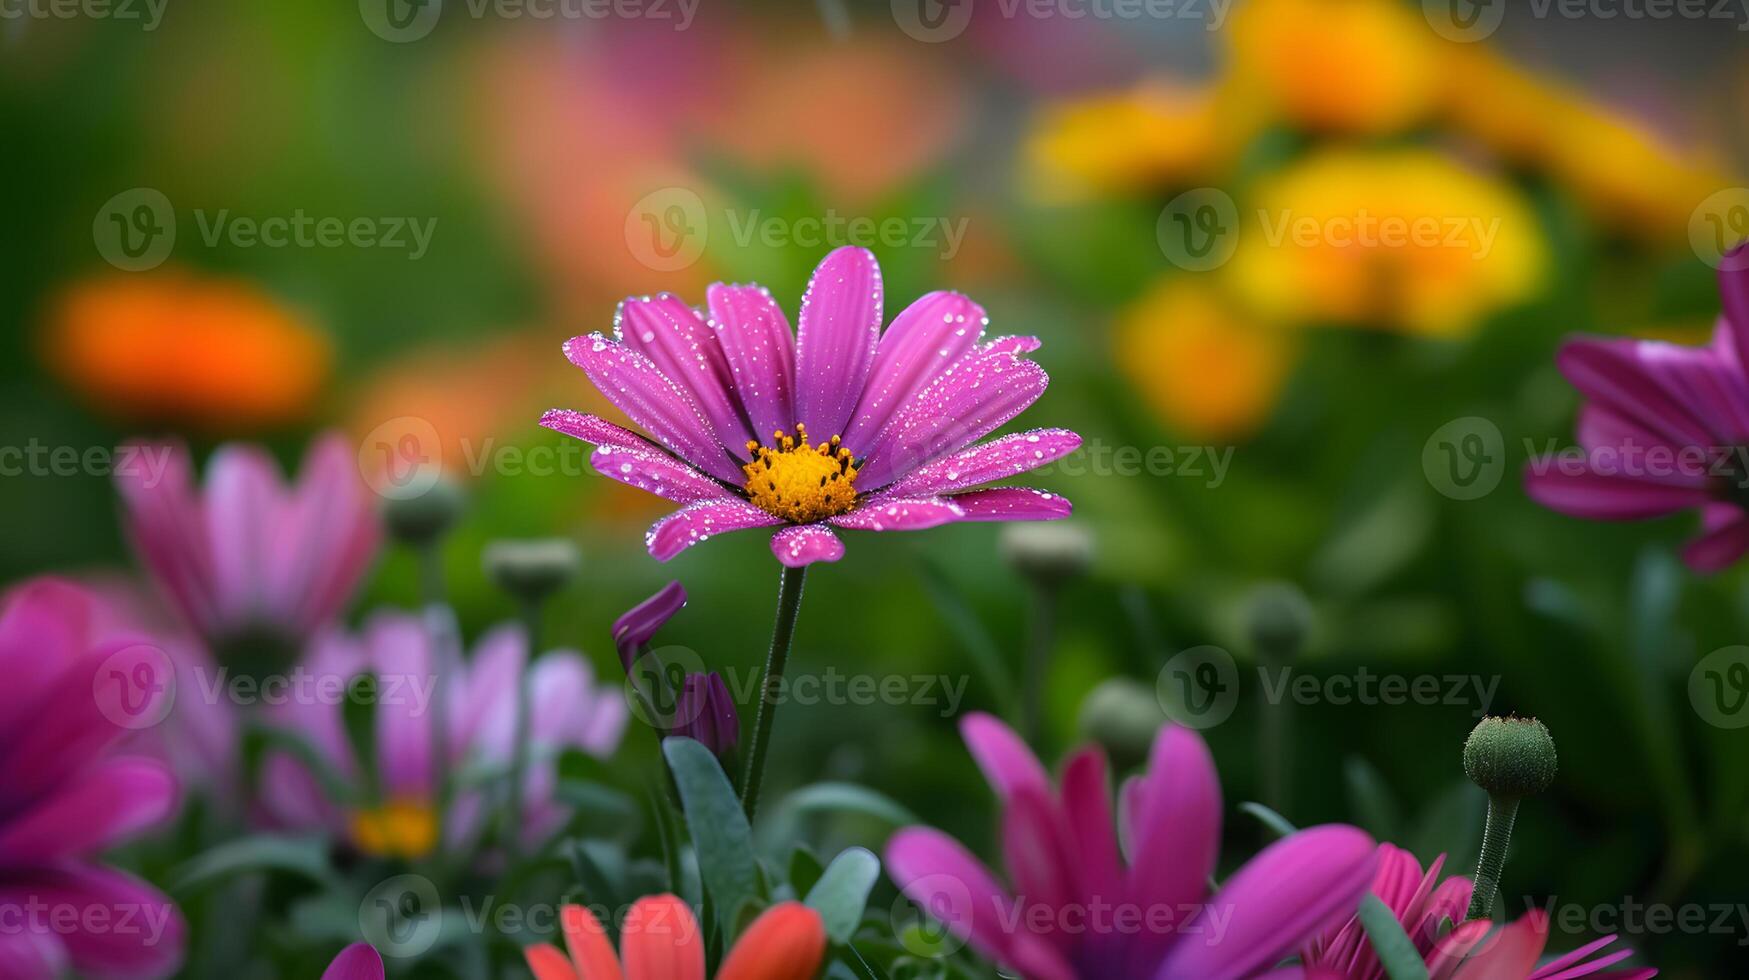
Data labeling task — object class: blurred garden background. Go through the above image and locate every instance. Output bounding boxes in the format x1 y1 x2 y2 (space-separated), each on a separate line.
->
2 0 1748 975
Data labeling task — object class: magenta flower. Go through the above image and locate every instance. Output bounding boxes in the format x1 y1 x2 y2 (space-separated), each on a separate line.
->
320 943 383 980
884 713 1378 980
542 246 1082 567
613 582 738 762
1302 844 1653 979
1525 257 1749 572
115 433 381 654
257 615 627 857
0 579 185 979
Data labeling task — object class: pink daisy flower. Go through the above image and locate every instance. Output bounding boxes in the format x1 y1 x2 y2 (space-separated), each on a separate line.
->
115 433 381 655
1303 844 1653 979
0 579 185 979
884 713 1379 980
319 943 383 980
542 246 1082 567
1525 255 1749 572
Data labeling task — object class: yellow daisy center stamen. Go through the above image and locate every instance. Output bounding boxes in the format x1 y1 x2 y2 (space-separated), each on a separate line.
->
742 423 859 523
348 797 439 859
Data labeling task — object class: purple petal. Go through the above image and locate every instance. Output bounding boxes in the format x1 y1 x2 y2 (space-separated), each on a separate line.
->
562 333 742 482
958 712 1050 803
0 579 98 741
770 524 846 567
843 291 987 453
1125 726 1222 972
858 348 1050 489
946 487 1073 522
1684 508 1749 573
1721 245 1749 357
1059 748 1124 912
618 294 753 453
276 433 383 636
795 247 883 440
0 929 66 977
887 429 1082 497
0 865 186 979
1156 825 1377 980
1575 404 1676 456
364 614 436 800
203 442 286 631
322 943 385 980
1556 338 1716 447
1523 462 1711 520
885 827 1019 969
645 499 783 561
114 445 219 639
707 283 798 441
1 640 142 803
1000 786 1080 953
0 757 177 864
983 335 1042 355
541 410 731 505
830 496 965 532
612 581 688 671
449 622 526 759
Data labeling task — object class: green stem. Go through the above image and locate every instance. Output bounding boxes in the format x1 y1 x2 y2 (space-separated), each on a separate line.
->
1022 583 1058 746
1466 795 1520 920
739 564 808 822
1260 651 1290 812
416 542 451 836
508 597 540 858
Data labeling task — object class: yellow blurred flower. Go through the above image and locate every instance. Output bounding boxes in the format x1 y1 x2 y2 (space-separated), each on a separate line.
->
1441 46 1727 243
1023 80 1240 202
42 271 330 431
1228 148 1547 337
1115 278 1294 439
1227 0 1440 136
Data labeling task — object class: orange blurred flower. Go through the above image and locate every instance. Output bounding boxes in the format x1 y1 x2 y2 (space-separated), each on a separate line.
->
1227 0 1440 136
1023 79 1244 202
1116 278 1294 440
1227 147 1547 336
42 271 329 432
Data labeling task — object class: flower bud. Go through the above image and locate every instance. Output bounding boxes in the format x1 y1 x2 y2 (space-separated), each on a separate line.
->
1077 678 1167 770
999 522 1094 585
483 539 581 603
1244 581 1312 661
674 671 740 764
613 581 687 672
382 478 465 547
1463 715 1557 799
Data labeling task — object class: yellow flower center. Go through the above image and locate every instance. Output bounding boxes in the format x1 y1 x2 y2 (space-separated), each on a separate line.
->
348 797 438 860
743 424 859 523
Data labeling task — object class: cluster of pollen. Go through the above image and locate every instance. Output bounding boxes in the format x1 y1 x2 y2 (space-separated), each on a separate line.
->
348 797 438 860
743 423 859 523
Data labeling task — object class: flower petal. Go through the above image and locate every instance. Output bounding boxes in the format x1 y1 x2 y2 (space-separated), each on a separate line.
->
612 581 688 671
1450 910 1546 980
0 865 186 980
1157 826 1377 980
843 291 987 453
322 943 386 980
561 904 624 980
619 294 753 453
944 487 1072 522
525 943 581 980
958 711 1050 803
1720 246 1749 357
1059 747 1124 915
858 348 1050 489
795 247 883 440
1523 461 1711 519
828 496 965 531
716 903 827 980
0 757 177 864
1556 338 1716 447
887 429 1082 497
707 283 798 441
645 499 783 562
0 578 99 741
770 525 846 567
1125 726 1222 973
562 333 742 482
1683 508 1749 573
276 433 382 636
203 442 287 630
114 444 219 638
544 412 734 505
885 827 1019 969
620 895 704 980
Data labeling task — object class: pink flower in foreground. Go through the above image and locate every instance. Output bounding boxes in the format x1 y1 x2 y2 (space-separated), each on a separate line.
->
320 943 383 980
0 579 185 978
1303 844 1654 979
115 433 381 655
257 615 627 858
543 246 1081 567
1525 255 1749 572
884 713 1378 979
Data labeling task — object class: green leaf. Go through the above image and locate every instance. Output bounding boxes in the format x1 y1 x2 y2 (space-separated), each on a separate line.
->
804 847 881 944
342 672 379 797
788 846 826 899
169 835 338 894
1358 892 1431 980
664 737 760 939
1237 802 1298 840
776 782 921 829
